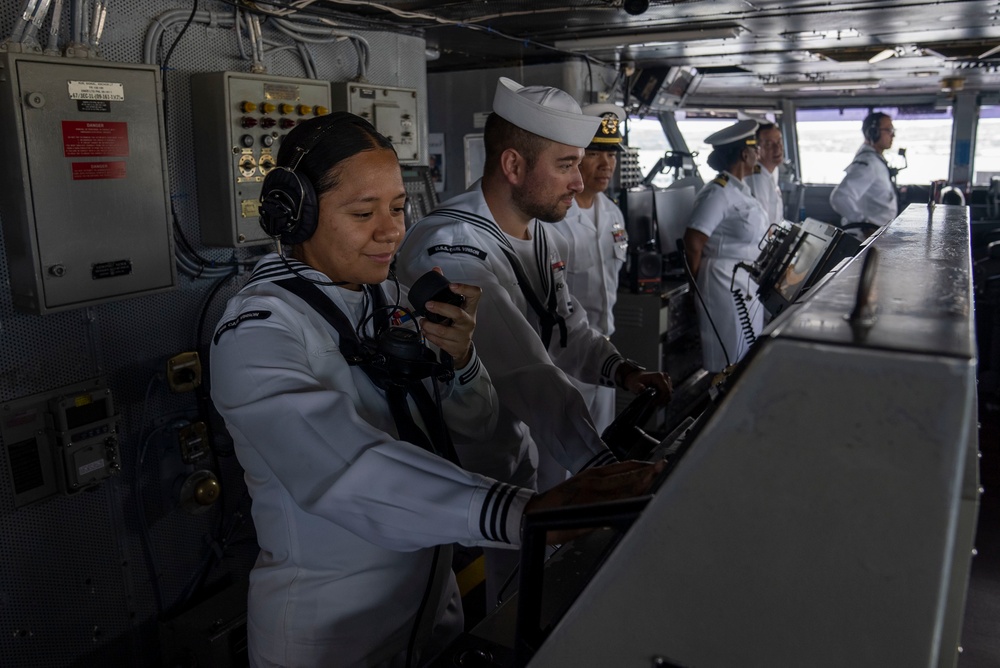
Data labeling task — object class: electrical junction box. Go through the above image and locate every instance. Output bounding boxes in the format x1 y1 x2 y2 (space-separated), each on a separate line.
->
0 377 120 507
190 71 332 247
0 53 176 314
331 82 420 162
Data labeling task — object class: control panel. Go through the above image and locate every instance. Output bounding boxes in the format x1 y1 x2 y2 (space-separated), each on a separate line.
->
1 378 120 507
190 72 332 247
400 165 438 228
331 82 420 162
0 53 176 314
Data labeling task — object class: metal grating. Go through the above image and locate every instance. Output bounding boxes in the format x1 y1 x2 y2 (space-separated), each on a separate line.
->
0 1 428 665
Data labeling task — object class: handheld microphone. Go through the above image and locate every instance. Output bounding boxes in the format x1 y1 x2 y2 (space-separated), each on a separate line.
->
408 270 465 325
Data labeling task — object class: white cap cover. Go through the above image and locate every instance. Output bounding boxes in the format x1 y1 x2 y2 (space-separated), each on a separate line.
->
581 103 626 121
704 119 760 148
492 77 601 148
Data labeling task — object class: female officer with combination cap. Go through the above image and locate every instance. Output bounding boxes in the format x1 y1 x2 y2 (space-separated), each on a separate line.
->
683 119 769 373
210 111 664 667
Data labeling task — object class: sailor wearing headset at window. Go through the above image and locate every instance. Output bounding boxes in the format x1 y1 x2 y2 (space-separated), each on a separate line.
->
683 119 770 373
209 112 663 667
829 111 899 239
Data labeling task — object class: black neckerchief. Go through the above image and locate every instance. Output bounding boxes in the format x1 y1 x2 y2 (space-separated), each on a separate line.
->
505 223 567 348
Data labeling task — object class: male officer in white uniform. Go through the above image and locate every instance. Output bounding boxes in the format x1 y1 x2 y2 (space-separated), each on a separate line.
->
830 111 899 238
549 103 629 433
396 78 672 605
746 122 785 227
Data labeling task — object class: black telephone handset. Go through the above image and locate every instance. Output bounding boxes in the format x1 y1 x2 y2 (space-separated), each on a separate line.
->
408 270 465 325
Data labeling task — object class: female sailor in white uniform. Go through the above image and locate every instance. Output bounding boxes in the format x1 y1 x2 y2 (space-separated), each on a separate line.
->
210 112 663 668
683 119 769 373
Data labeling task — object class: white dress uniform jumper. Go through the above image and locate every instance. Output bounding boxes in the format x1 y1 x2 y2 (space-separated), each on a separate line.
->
211 254 534 667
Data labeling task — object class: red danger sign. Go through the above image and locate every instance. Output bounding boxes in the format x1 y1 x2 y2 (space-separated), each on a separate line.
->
71 161 127 180
62 120 129 157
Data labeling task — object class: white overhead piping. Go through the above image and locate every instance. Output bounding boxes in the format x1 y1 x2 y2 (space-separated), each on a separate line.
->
79 0 89 47
251 14 266 72
980 44 1000 60
43 0 64 55
245 12 262 72
7 0 40 43
20 0 53 47
89 0 107 49
271 17 369 80
71 0 82 45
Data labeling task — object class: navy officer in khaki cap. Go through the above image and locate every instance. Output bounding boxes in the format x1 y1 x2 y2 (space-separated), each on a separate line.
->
683 119 769 372
397 78 670 609
549 103 630 436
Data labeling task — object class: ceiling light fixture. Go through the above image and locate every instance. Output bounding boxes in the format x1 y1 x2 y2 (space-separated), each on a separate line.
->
868 48 899 64
780 28 861 41
553 26 745 51
761 79 883 92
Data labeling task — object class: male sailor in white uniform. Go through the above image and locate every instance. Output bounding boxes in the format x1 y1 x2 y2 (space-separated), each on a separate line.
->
746 122 785 227
829 111 899 239
549 103 629 433
396 78 672 606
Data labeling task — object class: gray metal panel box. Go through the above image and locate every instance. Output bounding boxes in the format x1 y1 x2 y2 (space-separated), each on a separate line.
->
190 71 332 247
331 81 419 162
0 53 176 314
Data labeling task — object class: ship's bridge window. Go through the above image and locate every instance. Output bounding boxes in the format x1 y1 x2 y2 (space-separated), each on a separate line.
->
795 106 953 185
629 113 736 187
628 116 673 187
973 105 1000 186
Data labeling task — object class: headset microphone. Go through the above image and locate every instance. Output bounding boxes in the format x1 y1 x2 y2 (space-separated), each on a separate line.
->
359 269 465 385
366 324 452 384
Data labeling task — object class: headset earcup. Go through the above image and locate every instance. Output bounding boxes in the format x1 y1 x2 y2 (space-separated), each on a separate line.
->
284 176 318 245
258 167 319 245
864 116 880 143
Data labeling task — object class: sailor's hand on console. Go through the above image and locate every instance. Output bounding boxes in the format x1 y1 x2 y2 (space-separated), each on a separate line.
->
419 268 481 369
524 460 666 545
621 369 673 405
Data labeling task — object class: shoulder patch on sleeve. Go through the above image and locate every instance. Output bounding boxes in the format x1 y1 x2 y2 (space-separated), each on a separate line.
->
427 244 488 261
213 310 272 345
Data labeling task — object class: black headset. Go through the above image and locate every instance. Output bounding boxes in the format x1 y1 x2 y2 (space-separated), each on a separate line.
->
863 112 888 143
258 118 342 245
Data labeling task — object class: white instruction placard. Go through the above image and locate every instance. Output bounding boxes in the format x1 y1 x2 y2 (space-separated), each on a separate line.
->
67 80 125 102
